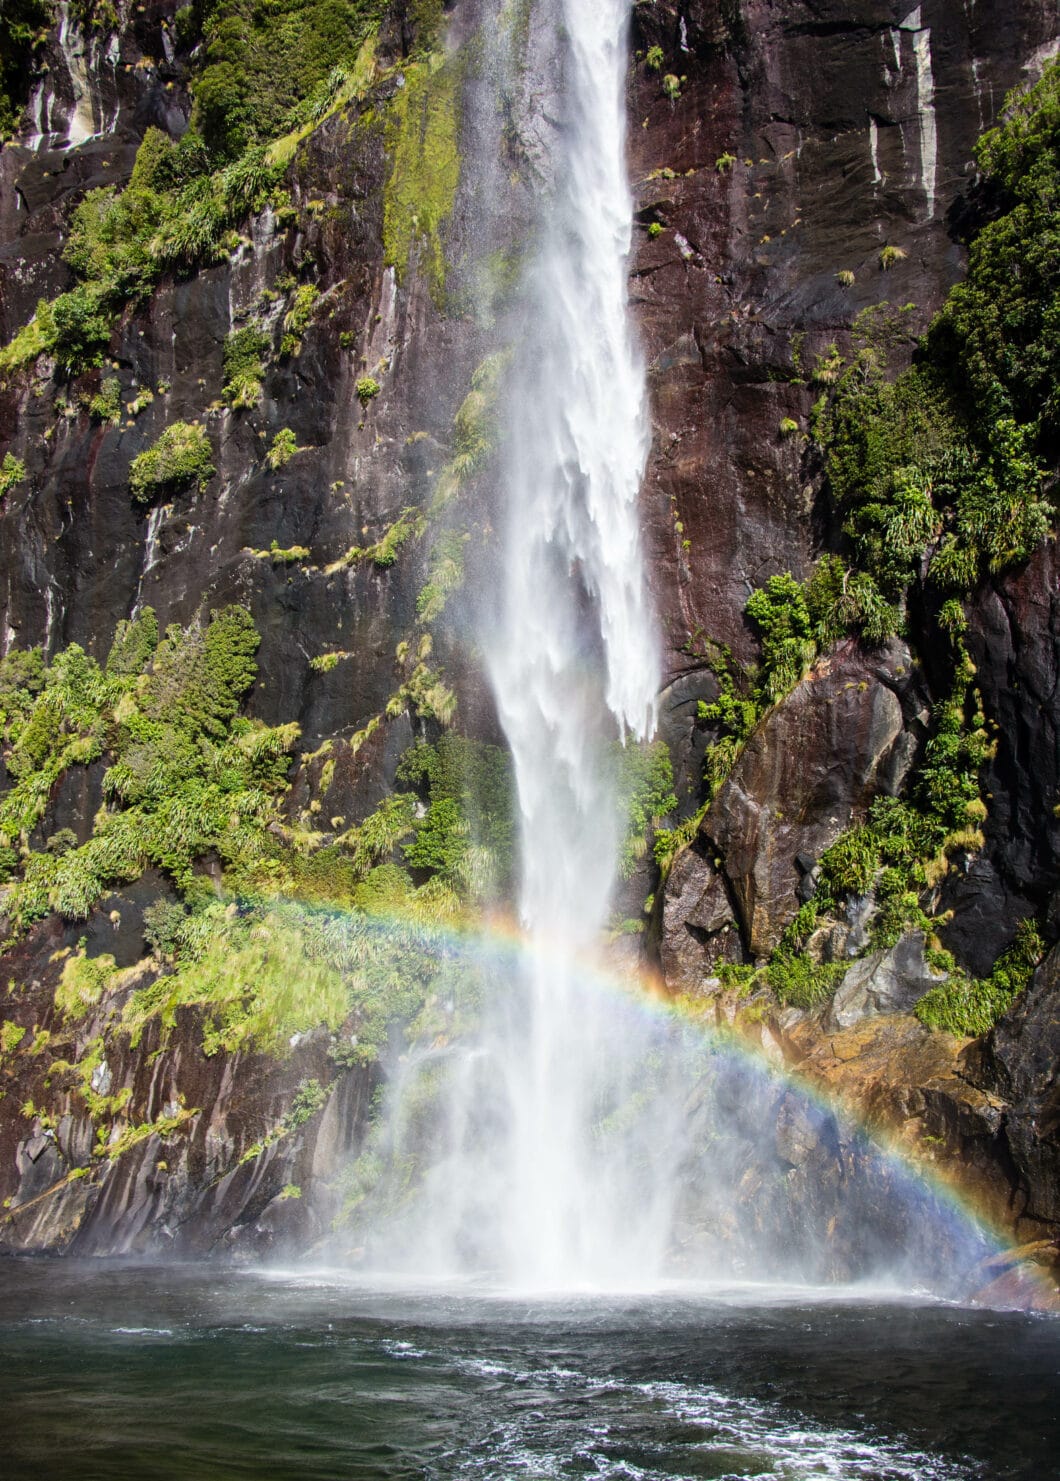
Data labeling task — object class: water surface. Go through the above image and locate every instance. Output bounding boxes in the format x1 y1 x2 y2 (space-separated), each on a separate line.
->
1 1261 1058 1479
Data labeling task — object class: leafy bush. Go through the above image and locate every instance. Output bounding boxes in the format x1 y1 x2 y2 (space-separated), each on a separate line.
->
129 422 215 506
916 920 1043 1036
745 573 817 703
88 377 122 424
611 740 678 878
0 604 304 936
930 61 1060 450
266 428 300 470
818 826 877 898
280 284 320 357
813 65 1060 620
356 376 381 405
0 452 26 499
0 130 284 376
767 954 846 1010
193 0 387 157
222 326 270 409
397 734 514 899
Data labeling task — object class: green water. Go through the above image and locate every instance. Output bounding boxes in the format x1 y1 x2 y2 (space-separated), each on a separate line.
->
1 1261 1057 1480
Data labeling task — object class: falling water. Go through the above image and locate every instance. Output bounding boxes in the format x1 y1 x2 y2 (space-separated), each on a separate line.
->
482 0 659 1284
352 0 670 1288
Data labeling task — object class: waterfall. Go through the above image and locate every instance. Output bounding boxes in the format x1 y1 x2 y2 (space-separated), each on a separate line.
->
351 0 671 1289
481 0 659 1285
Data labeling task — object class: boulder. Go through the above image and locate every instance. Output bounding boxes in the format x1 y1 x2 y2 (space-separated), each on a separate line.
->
826 932 945 1031
702 643 907 956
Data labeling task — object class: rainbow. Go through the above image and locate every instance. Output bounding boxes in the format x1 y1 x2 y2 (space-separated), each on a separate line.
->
269 892 1059 1307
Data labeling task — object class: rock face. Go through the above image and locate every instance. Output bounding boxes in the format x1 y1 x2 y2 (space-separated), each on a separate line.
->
0 0 1058 1269
0 893 374 1257
978 944 1060 1229
662 642 912 980
942 541 1060 973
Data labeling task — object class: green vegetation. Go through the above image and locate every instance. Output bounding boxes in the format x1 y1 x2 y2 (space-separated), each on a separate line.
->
416 530 466 623
678 88 1060 1017
879 244 907 270
88 377 122 424
341 508 424 570
612 740 678 878
715 152 736 172
55 949 119 1020
0 1020 26 1054
767 954 846 1011
280 284 320 357
915 920 1043 1036
0 0 458 380
647 222 663 240
397 734 514 901
309 650 350 673
778 417 799 437
930 62 1060 455
431 351 510 507
813 61 1060 623
192 0 387 157
0 129 288 378
129 422 215 506
645 46 664 71
0 0 49 139
356 376 381 405
383 54 462 302
0 453 26 499
0 606 299 934
222 325 270 409
266 428 300 470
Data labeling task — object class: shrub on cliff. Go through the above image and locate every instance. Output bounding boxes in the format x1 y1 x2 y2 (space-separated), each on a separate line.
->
816 64 1060 608
916 920 1044 1036
129 422 215 506
0 0 49 139
192 0 388 157
222 326 270 409
0 605 300 932
929 60 1060 453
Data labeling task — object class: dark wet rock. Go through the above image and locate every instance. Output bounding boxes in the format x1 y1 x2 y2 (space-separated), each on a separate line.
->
659 840 744 988
941 541 1060 972
976 943 1060 1228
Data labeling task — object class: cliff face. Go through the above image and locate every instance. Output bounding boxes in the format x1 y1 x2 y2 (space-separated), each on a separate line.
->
0 0 1058 1285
